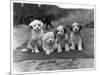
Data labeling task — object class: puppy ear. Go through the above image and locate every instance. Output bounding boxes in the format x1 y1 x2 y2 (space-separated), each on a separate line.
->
79 25 82 31
70 26 73 31
54 30 57 39
29 26 33 29
63 28 67 33
29 22 33 29
80 25 82 30
40 21 44 27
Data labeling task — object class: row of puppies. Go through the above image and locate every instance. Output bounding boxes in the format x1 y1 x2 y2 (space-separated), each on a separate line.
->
22 20 83 55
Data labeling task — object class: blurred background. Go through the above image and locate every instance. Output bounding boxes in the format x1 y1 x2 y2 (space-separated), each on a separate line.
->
13 3 94 28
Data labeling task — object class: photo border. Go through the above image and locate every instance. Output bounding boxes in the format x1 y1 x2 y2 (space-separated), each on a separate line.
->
10 0 96 74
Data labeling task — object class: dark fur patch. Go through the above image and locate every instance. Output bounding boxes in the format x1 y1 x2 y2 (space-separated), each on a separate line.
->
54 30 58 39
29 26 33 29
79 25 82 31
77 25 82 32
70 26 73 31
63 28 67 33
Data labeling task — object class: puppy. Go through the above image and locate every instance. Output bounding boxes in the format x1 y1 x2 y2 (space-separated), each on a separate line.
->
21 20 44 53
70 22 83 51
42 32 57 55
55 25 70 53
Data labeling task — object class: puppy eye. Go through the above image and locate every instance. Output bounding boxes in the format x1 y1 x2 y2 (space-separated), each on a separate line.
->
61 30 63 32
38 24 40 26
34 25 36 26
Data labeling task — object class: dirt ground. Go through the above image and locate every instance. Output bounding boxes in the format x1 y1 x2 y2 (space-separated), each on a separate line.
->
13 58 94 73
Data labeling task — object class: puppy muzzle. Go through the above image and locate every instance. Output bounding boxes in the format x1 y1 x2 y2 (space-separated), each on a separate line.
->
35 27 41 32
57 32 62 35
74 28 79 32
47 40 54 46
75 28 78 31
50 40 53 43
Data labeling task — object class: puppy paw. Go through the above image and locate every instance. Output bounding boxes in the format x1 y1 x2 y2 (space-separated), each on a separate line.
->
65 47 70 51
57 49 62 53
51 49 54 53
31 50 34 53
43 48 47 52
21 49 27 52
70 46 75 50
35 49 40 53
46 50 51 55
78 48 83 51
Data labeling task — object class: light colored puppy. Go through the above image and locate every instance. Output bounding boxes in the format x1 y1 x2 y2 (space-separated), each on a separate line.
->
42 32 58 55
21 20 44 53
70 22 83 51
55 25 70 52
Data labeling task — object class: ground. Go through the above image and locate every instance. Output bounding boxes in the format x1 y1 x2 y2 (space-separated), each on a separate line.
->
13 24 94 73
13 58 94 73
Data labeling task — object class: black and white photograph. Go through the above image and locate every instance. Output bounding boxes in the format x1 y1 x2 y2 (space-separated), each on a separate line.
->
11 0 95 74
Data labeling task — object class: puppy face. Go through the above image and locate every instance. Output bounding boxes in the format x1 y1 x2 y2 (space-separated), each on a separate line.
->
56 25 66 36
29 20 43 32
71 22 81 33
46 33 55 46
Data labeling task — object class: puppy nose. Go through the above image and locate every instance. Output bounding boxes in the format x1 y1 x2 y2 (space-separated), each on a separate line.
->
50 40 52 42
37 27 39 29
75 28 77 31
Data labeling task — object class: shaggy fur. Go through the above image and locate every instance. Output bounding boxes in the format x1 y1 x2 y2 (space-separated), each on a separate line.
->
70 22 83 51
55 25 70 52
42 32 58 55
21 20 44 53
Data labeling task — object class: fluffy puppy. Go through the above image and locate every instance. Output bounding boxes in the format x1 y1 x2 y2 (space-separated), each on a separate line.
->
21 20 44 53
42 32 57 55
55 25 70 52
70 22 83 51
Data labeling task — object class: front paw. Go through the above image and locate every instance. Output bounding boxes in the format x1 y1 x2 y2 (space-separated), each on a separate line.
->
51 49 54 53
70 46 75 50
31 50 34 53
78 47 83 51
35 49 40 53
46 50 51 55
43 48 47 52
65 47 70 51
21 49 27 52
57 49 62 53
